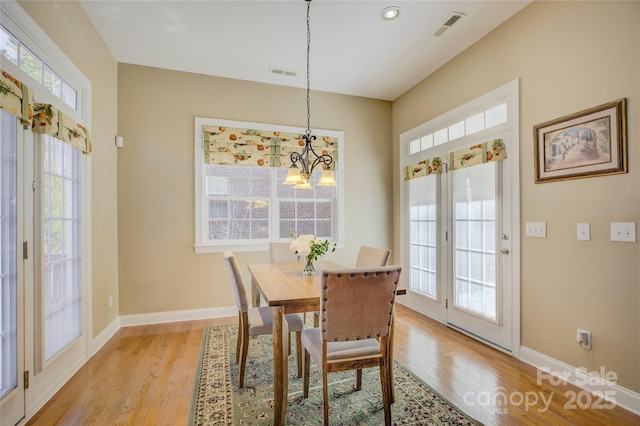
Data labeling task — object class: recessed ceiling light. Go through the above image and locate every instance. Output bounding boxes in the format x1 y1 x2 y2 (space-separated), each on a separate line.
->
380 6 400 21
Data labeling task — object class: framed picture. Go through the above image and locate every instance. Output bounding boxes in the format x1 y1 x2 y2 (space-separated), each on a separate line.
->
533 98 627 183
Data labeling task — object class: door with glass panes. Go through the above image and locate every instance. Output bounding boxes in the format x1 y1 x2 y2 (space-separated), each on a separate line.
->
401 81 519 352
446 151 512 350
1 108 27 426
405 137 513 351
1 111 86 426
1 12 90 423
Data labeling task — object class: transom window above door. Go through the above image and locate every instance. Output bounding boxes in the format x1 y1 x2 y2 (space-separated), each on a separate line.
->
408 102 507 155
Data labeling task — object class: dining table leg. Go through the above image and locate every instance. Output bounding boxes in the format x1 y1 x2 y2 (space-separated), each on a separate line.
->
251 276 261 308
272 306 289 426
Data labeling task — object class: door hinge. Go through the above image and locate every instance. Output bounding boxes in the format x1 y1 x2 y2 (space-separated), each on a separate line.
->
24 370 29 389
445 231 448 241
23 241 28 260
445 298 448 309
32 180 37 191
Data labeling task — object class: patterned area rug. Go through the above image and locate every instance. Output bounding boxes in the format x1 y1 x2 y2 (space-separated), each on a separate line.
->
190 325 482 425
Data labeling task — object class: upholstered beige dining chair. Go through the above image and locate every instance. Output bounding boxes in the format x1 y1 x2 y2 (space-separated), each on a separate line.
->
223 251 304 387
353 245 394 400
355 245 391 268
312 245 391 328
269 241 300 263
301 266 402 425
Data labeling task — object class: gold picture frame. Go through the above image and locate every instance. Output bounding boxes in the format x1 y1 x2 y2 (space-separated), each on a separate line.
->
533 98 627 183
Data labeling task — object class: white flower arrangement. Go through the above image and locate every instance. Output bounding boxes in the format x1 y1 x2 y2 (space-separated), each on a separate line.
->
289 232 335 263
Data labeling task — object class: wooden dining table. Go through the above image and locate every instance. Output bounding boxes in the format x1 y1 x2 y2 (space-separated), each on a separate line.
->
247 260 342 425
248 259 404 425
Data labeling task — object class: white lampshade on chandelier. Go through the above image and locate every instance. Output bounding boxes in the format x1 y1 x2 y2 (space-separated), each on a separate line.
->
283 0 337 189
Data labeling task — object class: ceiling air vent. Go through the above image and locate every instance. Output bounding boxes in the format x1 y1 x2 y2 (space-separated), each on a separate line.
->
432 12 466 37
270 67 297 77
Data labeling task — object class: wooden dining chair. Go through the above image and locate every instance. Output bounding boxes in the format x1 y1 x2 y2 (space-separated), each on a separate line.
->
223 251 304 387
301 266 402 425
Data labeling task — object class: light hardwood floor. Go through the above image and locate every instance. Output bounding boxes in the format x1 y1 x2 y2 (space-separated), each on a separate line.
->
27 305 638 425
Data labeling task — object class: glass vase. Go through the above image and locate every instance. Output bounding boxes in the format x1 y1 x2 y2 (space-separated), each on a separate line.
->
303 257 316 276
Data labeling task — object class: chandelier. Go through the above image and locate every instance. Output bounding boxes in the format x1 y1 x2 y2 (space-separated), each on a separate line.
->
283 0 337 190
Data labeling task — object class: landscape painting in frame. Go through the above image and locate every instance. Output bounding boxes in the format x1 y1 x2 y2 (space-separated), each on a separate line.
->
533 98 627 183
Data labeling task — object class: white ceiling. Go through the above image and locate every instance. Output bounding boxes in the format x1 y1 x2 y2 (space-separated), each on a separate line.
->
79 0 531 101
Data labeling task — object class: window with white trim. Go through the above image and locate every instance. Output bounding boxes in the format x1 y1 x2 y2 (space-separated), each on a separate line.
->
1 24 77 110
408 102 507 155
194 117 344 253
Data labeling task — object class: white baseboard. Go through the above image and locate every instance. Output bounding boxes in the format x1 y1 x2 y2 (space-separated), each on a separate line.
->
91 316 121 356
91 306 235 354
119 306 236 327
520 346 640 416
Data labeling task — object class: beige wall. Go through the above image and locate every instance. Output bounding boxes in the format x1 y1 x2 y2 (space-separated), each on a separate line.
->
116 64 392 315
19 1 120 337
21 0 639 396
393 1 639 392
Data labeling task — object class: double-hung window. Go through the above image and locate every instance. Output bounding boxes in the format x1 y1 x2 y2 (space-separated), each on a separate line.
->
194 117 344 253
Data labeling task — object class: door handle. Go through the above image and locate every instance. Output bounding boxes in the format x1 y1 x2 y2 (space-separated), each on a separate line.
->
499 249 510 255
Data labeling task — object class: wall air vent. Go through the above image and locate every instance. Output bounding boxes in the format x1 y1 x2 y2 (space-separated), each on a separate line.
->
432 12 466 37
270 67 297 77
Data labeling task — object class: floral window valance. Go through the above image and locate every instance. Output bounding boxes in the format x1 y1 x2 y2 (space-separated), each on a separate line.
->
203 125 338 168
0 68 34 127
0 69 91 154
32 103 92 154
403 157 443 181
404 139 506 181
448 139 506 171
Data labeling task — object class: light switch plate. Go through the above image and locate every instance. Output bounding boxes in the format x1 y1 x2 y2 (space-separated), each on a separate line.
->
577 223 590 241
525 222 547 238
611 222 636 242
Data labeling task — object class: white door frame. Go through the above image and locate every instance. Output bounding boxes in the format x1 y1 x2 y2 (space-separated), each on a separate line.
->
1 2 94 421
399 79 521 357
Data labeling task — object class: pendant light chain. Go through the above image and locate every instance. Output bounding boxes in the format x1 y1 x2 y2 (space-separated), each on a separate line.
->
282 0 336 188
305 0 312 137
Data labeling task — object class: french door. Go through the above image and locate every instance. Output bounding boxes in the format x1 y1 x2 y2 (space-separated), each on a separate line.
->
27 133 86 407
1 109 26 426
446 157 512 350
401 80 520 353
0 109 86 425
404 137 514 351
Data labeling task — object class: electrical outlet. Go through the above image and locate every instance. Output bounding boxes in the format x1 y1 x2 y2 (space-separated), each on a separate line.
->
577 328 591 350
